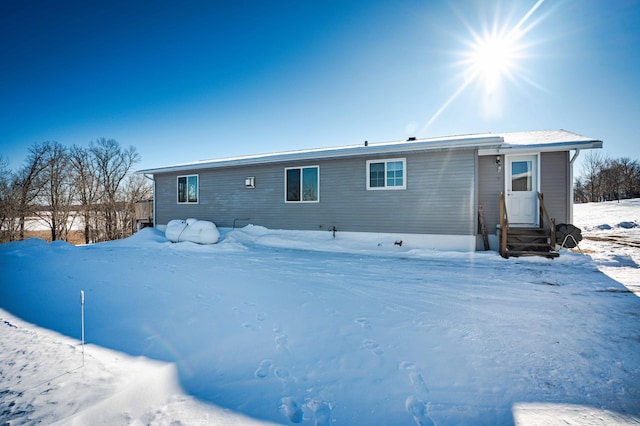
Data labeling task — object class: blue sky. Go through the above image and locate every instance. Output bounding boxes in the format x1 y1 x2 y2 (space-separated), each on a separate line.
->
1 0 638 176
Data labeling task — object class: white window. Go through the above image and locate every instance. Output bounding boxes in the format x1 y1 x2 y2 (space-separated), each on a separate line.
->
177 175 199 204
366 158 406 190
285 166 319 202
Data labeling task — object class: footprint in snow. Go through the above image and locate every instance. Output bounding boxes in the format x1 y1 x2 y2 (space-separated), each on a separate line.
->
409 371 430 395
305 398 332 426
275 333 290 354
326 308 340 317
354 318 370 328
254 360 273 378
405 396 435 426
399 361 416 370
398 361 430 396
362 339 383 355
274 366 291 383
279 396 303 423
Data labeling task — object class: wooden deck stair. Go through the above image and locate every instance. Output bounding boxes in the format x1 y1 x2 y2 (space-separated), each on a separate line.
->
499 192 559 259
504 227 558 258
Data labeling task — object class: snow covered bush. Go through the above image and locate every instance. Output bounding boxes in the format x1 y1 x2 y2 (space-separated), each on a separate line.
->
165 218 220 244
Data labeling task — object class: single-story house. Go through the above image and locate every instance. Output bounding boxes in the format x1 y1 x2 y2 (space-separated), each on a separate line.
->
137 129 602 256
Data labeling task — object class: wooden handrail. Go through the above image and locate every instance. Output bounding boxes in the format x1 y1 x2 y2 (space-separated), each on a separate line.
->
537 192 556 248
499 192 509 257
498 192 557 258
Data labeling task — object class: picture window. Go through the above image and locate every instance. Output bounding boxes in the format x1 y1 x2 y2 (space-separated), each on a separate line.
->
177 175 199 204
285 166 319 202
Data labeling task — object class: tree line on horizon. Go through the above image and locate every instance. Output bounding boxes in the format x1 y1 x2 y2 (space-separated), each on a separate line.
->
2 140 636 244
575 152 640 203
0 138 151 244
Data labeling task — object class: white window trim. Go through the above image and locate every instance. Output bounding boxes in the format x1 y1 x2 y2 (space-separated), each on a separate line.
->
177 174 199 204
366 158 407 190
284 165 320 203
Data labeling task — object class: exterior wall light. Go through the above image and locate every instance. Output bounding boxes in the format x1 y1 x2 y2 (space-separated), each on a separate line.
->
245 177 255 188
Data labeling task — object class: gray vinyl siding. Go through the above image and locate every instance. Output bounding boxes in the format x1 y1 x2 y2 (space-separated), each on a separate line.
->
477 155 504 232
477 152 570 232
154 150 476 235
540 151 569 224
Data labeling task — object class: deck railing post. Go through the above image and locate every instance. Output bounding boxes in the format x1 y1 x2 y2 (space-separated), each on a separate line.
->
537 192 557 249
538 192 544 232
499 193 508 258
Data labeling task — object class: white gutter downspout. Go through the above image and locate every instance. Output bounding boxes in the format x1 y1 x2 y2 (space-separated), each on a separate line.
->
143 173 156 228
569 149 581 223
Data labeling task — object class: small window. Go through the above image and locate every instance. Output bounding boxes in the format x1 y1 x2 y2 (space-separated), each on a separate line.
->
511 161 532 191
366 159 406 190
285 166 319 202
177 175 199 204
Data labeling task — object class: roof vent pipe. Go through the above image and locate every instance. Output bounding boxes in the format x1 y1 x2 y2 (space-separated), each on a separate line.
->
407 137 416 141
364 140 368 146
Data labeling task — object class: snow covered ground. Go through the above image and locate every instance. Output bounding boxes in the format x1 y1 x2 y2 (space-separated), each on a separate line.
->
573 198 640 294
1 200 639 425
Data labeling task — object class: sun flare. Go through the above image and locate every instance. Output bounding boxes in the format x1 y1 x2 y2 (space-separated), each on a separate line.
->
461 0 545 96
421 0 546 132
467 30 520 93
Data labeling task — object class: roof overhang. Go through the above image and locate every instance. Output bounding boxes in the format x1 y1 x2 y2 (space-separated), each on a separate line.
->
137 130 603 175
478 130 603 156
478 139 603 156
137 134 503 175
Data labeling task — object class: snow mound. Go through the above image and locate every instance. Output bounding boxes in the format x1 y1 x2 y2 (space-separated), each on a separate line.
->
595 224 612 230
2 237 49 250
0 238 78 256
96 227 170 248
165 218 220 244
50 240 75 250
126 227 170 244
617 221 638 229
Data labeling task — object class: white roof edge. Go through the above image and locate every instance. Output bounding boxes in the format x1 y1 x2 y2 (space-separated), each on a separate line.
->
136 130 603 175
478 139 603 156
137 134 502 174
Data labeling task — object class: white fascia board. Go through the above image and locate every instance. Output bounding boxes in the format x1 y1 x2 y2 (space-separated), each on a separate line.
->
478 140 603 156
137 135 503 175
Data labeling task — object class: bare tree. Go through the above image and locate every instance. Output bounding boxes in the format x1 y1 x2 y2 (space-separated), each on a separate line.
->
69 145 101 244
581 151 606 202
89 138 140 240
2 139 150 244
15 143 50 239
574 177 587 203
35 141 76 241
117 173 153 237
576 153 640 202
615 157 640 199
600 158 620 201
632 163 640 198
0 156 19 242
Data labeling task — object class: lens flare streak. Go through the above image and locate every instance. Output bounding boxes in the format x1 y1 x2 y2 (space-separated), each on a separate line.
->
422 0 546 132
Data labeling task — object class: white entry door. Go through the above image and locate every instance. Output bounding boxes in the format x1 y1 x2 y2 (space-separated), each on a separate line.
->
506 155 538 226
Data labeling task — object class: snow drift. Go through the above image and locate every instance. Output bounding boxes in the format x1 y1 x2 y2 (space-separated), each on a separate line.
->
0 199 639 425
165 218 220 244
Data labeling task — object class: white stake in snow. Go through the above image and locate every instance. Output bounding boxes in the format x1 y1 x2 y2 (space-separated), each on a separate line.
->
80 290 85 367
